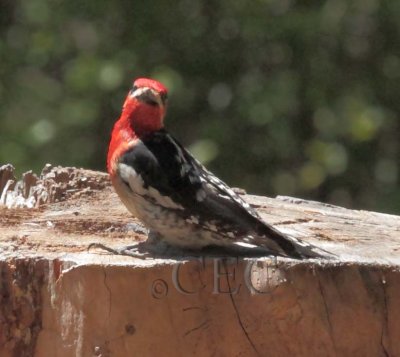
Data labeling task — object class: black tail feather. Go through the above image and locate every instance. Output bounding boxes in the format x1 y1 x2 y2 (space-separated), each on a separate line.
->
254 222 336 260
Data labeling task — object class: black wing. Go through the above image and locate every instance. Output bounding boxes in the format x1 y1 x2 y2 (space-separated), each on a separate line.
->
119 129 330 259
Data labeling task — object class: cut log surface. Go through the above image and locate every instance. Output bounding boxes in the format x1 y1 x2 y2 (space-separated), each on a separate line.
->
0 164 399 357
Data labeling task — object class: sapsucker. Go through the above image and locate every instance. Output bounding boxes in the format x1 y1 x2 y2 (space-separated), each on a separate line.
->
106 78 331 259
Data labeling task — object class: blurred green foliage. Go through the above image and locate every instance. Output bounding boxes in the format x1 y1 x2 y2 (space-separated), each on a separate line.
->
1 0 399 213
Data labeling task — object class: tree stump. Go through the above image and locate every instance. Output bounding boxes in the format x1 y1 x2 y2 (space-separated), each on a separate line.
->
0 164 399 357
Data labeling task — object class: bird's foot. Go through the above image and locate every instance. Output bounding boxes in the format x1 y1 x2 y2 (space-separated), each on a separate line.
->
88 242 151 258
88 230 192 259
88 241 196 259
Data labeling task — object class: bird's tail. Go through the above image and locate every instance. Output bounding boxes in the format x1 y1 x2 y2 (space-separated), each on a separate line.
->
253 222 335 260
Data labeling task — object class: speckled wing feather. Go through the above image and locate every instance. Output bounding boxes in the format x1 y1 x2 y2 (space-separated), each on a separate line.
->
118 129 329 258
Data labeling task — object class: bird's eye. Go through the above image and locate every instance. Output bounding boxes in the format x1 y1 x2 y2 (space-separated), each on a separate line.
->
160 92 168 102
129 85 138 95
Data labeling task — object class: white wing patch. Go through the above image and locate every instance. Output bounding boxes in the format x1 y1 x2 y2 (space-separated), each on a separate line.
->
118 163 184 210
119 163 147 195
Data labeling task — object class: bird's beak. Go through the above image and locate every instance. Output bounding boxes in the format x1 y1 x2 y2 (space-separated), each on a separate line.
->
130 87 163 107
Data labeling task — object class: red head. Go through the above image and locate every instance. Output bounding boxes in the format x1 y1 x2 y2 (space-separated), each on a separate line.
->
107 78 169 173
122 77 168 135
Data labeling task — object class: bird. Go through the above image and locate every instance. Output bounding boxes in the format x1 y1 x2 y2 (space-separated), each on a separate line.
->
105 77 332 259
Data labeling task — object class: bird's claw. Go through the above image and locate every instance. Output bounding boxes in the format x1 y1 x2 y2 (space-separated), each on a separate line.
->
88 242 151 258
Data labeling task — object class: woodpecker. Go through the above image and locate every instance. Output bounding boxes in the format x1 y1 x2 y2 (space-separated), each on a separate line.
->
106 77 332 259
